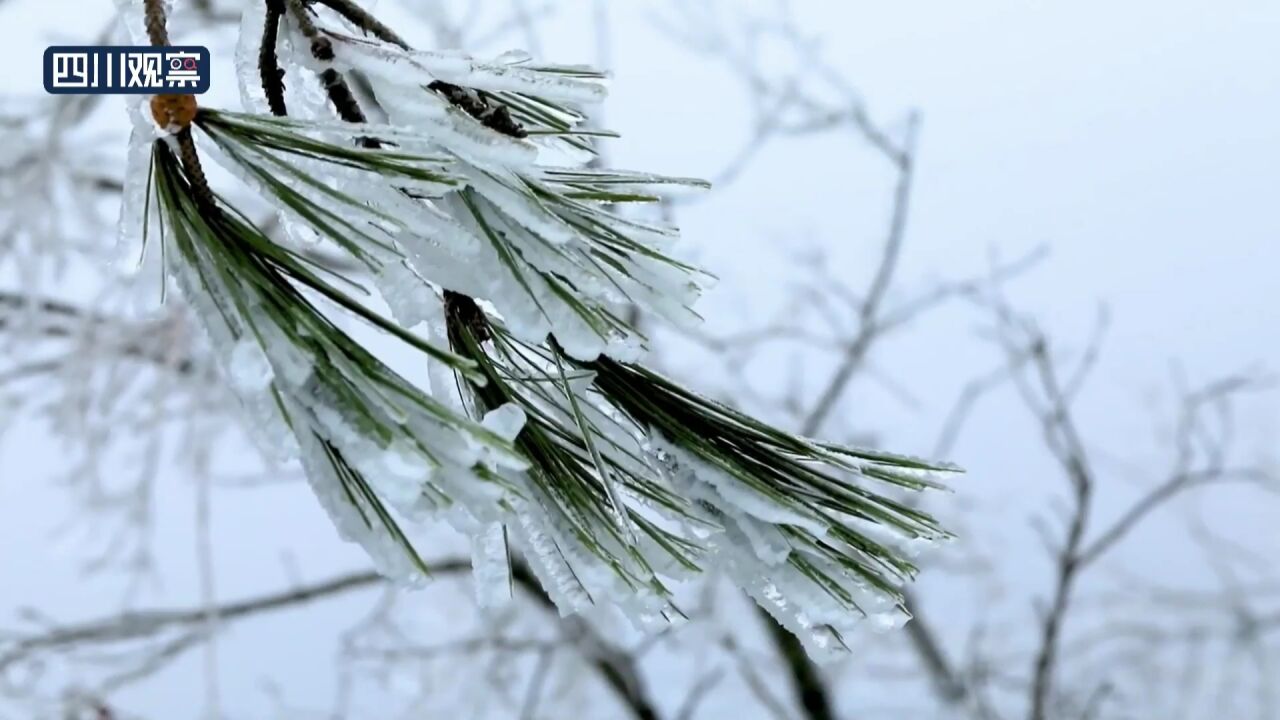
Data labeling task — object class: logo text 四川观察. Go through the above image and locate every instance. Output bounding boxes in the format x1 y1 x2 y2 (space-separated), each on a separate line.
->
44 46 210 95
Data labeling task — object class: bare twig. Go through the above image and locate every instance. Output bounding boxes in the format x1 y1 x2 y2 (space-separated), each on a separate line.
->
1020 334 1096 720
0 569 389 673
675 668 727 720
802 112 919 437
901 592 969 704
1078 375 1277 568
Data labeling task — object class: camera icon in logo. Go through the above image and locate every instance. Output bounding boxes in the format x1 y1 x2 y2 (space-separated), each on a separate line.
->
164 50 202 88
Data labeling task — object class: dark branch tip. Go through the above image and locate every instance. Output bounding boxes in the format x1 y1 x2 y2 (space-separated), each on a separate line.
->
310 37 335 62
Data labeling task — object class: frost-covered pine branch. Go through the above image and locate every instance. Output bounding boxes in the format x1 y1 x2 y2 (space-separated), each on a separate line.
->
112 0 958 662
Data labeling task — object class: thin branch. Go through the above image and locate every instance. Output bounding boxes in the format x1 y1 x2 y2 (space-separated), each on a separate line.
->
285 0 369 127
1077 374 1276 567
260 0 287 116
902 591 969 704
802 112 919 437
313 0 410 48
2 557 662 720
519 646 557 720
0 292 201 376
142 0 169 46
0 569 390 672
506 562 661 720
1080 467 1274 569
718 632 795 720
675 668 727 720
1023 335 1096 720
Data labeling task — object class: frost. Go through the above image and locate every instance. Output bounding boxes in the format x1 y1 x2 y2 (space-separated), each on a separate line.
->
735 514 793 566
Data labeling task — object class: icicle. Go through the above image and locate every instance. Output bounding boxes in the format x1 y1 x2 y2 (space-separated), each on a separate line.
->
850 515 943 562
463 168 577 245
471 523 513 608
114 100 167 278
651 434 831 537
367 243 435 328
424 297 467 412
330 35 608 105
291 409 430 588
376 437 436 508
234 0 271 113
164 249 301 464
374 88 541 167
734 513 793 567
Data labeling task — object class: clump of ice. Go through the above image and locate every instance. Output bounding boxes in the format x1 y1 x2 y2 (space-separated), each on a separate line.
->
226 337 274 392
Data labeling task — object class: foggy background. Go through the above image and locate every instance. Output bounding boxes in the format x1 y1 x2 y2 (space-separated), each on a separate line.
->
1 1 1277 718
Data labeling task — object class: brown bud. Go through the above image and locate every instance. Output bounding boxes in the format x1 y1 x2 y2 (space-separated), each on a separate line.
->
149 94 198 132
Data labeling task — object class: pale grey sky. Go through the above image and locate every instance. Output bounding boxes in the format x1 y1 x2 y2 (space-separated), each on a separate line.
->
1 1 1277 717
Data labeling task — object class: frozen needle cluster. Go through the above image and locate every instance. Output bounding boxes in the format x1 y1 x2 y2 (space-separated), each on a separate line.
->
117 0 958 661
